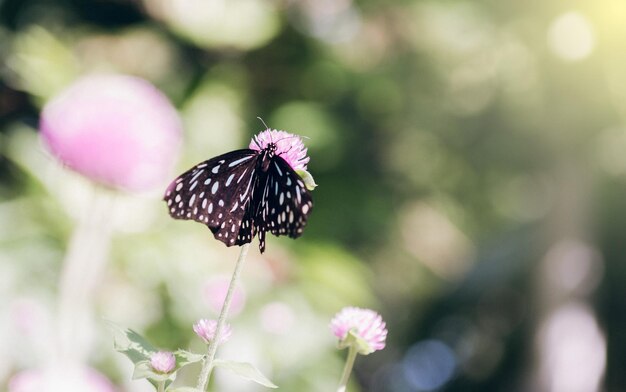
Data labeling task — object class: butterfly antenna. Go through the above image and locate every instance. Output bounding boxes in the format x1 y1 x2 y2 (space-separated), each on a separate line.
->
257 117 270 130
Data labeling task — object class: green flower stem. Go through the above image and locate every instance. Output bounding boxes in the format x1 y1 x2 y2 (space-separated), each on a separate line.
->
157 380 165 392
197 243 250 391
337 345 359 392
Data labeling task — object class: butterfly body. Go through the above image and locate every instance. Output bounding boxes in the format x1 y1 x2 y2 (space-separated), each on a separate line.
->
164 142 313 253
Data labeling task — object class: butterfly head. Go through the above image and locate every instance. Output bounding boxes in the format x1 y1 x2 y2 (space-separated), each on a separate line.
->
250 129 309 171
265 142 277 156
259 142 277 172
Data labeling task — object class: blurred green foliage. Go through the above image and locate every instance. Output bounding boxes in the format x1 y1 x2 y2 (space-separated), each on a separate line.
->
2 0 626 391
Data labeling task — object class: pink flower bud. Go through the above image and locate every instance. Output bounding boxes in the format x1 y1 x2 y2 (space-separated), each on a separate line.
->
249 129 309 171
40 74 182 192
193 319 232 345
330 307 388 354
150 351 176 374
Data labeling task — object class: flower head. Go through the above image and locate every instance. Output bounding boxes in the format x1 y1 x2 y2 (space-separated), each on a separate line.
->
193 319 232 345
150 351 176 374
250 129 309 171
40 74 182 192
330 307 387 355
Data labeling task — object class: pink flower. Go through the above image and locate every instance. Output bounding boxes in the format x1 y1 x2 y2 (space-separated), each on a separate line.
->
193 319 232 345
249 129 309 171
330 307 388 354
150 351 176 374
40 74 182 192
9 367 116 392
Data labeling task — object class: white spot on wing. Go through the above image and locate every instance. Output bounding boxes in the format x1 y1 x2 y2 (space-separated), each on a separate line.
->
226 173 235 187
190 169 204 184
211 181 219 194
240 170 254 202
274 162 283 176
228 155 254 167
237 168 248 183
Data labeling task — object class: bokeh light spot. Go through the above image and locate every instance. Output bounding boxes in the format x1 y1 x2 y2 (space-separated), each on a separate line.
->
402 339 457 391
548 11 595 61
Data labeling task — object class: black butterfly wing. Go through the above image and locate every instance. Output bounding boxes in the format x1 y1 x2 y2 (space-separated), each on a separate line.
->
254 155 313 250
164 149 260 247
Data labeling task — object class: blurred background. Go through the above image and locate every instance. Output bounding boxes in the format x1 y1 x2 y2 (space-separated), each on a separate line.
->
1 0 625 391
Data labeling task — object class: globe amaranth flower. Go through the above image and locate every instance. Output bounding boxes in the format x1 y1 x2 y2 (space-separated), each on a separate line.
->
330 307 388 355
193 319 232 345
40 74 182 192
250 129 309 171
150 351 176 374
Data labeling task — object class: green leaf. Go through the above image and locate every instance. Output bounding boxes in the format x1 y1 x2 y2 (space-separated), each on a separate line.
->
213 359 278 388
169 388 203 392
174 350 205 367
147 378 173 389
109 322 157 362
296 169 317 190
108 321 180 383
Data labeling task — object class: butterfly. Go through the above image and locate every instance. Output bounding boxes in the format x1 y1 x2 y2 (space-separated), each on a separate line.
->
164 130 314 253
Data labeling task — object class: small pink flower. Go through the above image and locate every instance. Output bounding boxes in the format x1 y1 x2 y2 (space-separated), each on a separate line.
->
40 74 182 192
193 319 232 345
150 351 176 374
249 129 309 171
330 307 388 354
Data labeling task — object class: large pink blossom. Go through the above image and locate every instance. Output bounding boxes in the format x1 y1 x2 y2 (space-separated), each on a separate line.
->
40 74 182 191
249 129 309 171
330 307 388 354
9 367 116 392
